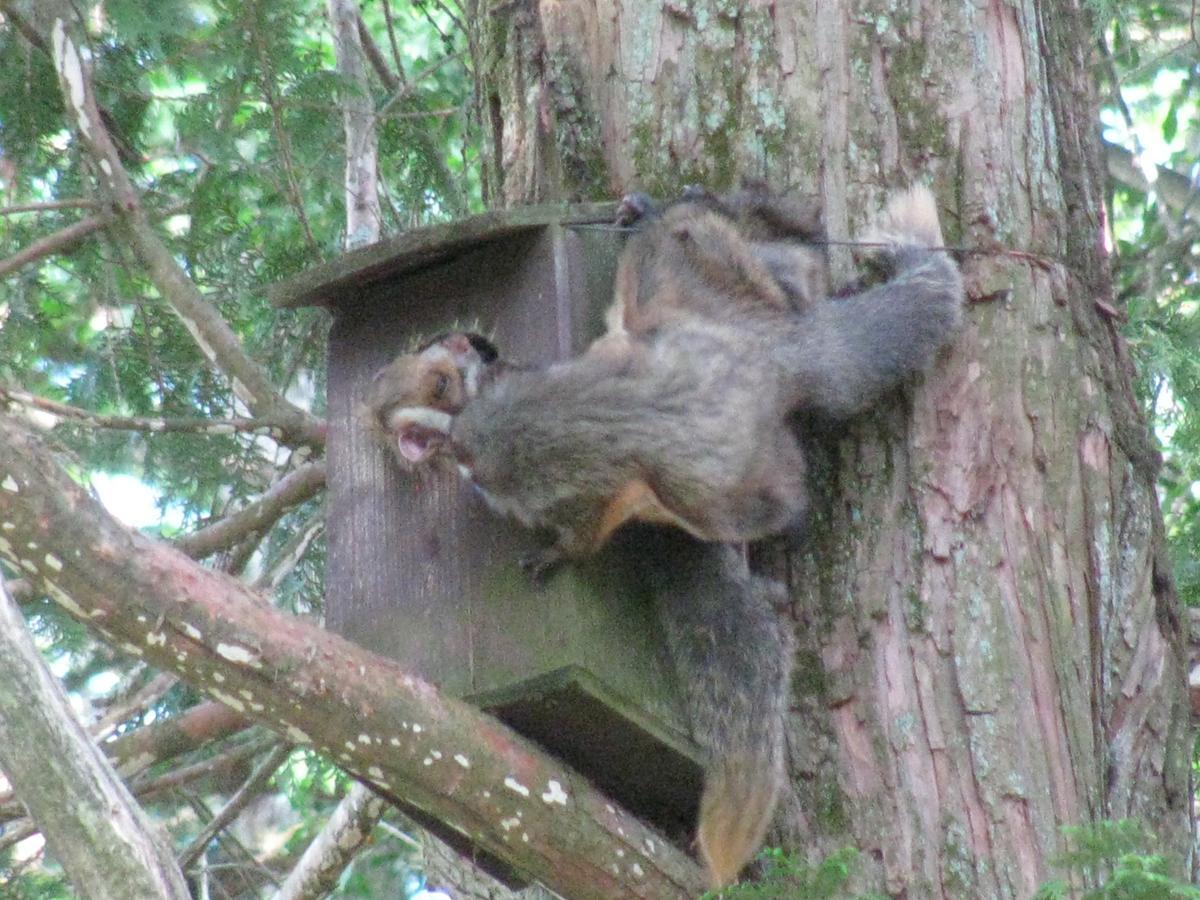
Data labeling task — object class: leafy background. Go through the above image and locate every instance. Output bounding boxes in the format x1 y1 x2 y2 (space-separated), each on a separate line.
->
0 0 1198 896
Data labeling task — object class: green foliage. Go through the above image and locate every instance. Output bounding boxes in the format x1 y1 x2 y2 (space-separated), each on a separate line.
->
1034 820 1200 899
0 867 73 900
1096 4 1200 606
0 1 477 894
705 847 886 900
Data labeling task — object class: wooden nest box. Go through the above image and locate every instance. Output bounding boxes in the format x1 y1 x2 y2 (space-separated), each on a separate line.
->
271 204 703 843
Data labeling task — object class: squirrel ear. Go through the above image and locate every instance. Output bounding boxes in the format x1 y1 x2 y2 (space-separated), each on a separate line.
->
464 333 499 363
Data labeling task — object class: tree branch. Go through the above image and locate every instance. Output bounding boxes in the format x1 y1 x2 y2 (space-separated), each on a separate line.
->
108 701 250 780
0 213 108 279
352 11 465 218
0 413 705 899
179 743 292 870
0 386 294 439
1104 139 1199 219
274 782 385 900
134 733 275 801
0 700 250 826
28 5 325 449
0 576 190 899
329 0 382 248
0 199 99 215
92 671 177 741
173 461 327 560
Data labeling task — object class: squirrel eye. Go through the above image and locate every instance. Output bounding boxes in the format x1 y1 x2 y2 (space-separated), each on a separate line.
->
433 373 450 399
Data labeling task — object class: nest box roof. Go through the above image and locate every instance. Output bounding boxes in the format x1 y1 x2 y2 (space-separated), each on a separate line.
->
268 202 617 310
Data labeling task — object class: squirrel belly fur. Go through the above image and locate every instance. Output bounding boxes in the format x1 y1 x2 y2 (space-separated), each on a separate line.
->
365 184 963 887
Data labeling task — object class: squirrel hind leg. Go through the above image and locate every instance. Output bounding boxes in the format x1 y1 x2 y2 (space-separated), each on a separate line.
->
698 761 783 888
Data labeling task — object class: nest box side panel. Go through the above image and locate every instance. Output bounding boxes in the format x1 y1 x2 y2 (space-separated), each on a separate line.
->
326 226 687 730
326 231 545 691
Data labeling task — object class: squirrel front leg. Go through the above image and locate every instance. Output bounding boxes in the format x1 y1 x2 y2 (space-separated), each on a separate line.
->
785 186 964 418
521 478 704 581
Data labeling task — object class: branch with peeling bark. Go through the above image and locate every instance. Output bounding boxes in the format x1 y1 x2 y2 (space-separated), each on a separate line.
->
16 4 325 450
275 782 385 900
0 413 706 899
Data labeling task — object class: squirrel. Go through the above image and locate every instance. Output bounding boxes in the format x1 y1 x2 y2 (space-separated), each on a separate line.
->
606 181 830 339
365 184 963 886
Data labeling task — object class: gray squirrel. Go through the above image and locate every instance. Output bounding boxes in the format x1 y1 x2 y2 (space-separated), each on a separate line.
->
365 184 963 886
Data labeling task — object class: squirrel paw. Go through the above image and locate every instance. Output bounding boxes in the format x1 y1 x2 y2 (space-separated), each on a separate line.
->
518 547 564 584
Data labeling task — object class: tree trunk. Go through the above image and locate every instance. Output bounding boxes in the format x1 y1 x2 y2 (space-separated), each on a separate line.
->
479 0 1192 895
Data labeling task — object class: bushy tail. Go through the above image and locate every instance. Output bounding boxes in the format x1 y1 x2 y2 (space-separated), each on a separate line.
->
858 183 945 249
636 529 796 888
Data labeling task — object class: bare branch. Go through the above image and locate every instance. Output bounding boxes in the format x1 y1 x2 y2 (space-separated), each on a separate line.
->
330 0 382 248
0 701 250 825
134 733 275 801
179 743 292 870
379 0 408 82
0 213 108 279
356 14 401 92
0 386 292 439
93 671 177 741
0 576 190 899
2 736 277 865
174 461 327 560
1104 139 1200 219
274 782 385 900
0 199 99 216
0 413 706 898
252 507 325 592
251 27 320 254
107 701 251 780
0 820 38 854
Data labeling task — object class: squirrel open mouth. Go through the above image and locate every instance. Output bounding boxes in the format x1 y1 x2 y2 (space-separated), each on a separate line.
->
388 407 452 465
396 424 443 464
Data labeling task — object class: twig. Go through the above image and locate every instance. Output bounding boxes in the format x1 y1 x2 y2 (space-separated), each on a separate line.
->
134 733 277 800
252 25 319 254
252 507 325 592
92 672 177 742
356 13 401 92
173 462 327 560
0 387 288 438
178 743 291 870
376 51 465 120
18 10 325 448
0 199 99 216
0 214 108 279
380 0 408 82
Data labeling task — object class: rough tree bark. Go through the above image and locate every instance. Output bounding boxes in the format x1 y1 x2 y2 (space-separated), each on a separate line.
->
0 578 190 899
478 0 1192 895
